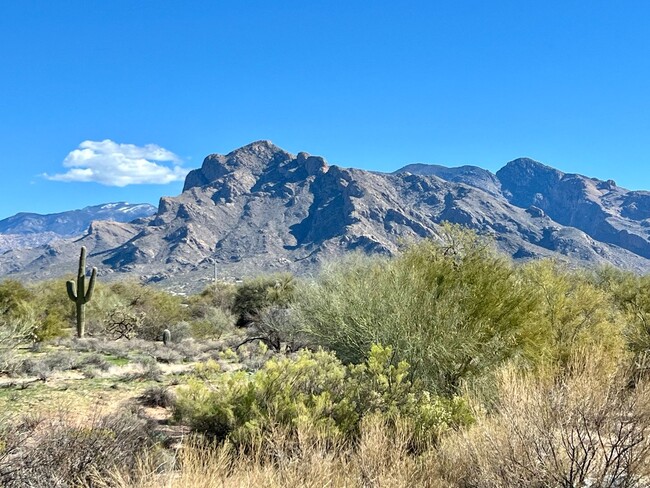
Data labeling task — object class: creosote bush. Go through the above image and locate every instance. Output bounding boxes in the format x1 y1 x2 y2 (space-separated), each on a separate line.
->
174 344 472 450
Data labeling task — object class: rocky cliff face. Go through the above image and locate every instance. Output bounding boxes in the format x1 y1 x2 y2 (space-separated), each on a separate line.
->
395 163 502 197
495 159 650 259
1 142 649 290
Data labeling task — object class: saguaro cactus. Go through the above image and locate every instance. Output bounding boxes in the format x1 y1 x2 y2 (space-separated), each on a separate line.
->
66 246 97 338
162 329 171 346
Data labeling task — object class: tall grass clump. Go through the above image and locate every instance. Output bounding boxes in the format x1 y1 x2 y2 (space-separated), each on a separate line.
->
437 352 650 487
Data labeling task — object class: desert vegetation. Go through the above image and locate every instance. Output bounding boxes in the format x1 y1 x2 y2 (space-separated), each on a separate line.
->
2 224 650 486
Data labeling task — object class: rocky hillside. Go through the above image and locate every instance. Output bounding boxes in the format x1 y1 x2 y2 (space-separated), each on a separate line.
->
1 141 649 290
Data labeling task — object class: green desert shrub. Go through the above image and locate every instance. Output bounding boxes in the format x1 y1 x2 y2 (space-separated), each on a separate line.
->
520 260 626 369
239 305 309 352
232 273 296 327
0 280 37 369
108 281 186 340
0 279 33 319
19 279 76 341
174 344 472 450
191 281 237 313
83 281 125 335
297 225 542 394
189 307 234 340
592 267 650 364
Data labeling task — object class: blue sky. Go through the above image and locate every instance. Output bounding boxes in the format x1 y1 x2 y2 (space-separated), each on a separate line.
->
1 1 649 220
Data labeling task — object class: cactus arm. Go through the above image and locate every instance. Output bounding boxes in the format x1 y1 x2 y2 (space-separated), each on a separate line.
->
84 267 97 303
66 280 78 301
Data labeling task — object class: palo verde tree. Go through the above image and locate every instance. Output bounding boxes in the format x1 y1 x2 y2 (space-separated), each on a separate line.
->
297 224 543 395
66 246 97 338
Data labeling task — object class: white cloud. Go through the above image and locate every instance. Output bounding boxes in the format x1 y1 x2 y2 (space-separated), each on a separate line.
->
44 139 188 186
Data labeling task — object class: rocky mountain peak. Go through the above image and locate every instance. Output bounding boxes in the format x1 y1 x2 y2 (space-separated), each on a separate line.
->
496 158 564 208
497 157 564 180
228 140 288 163
394 163 502 197
182 142 329 193
182 140 294 192
295 151 329 176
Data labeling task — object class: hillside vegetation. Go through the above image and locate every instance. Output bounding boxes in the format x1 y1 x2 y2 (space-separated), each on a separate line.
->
1 224 650 487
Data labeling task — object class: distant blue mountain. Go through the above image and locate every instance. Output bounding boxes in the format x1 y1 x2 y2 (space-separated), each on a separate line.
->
0 202 156 236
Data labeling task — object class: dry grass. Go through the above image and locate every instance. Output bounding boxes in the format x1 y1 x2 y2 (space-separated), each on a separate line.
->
95 416 447 488
436 354 650 487
0 407 159 488
93 352 650 488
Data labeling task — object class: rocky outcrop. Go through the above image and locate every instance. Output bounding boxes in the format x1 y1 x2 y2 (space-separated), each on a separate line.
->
395 163 502 197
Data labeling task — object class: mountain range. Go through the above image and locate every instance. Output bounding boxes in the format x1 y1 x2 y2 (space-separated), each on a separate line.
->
0 203 156 253
1 141 649 292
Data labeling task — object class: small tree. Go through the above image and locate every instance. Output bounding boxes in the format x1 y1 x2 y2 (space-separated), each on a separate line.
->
232 273 295 327
105 308 143 340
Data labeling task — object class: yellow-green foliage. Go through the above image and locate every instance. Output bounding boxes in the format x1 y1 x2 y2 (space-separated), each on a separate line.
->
521 261 626 368
174 344 472 449
0 279 33 320
297 226 632 394
108 281 186 340
28 279 74 341
194 282 237 312
593 266 650 360
297 225 541 394
187 287 235 339
0 279 38 351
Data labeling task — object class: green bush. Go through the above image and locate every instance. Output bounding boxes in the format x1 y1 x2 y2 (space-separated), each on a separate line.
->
0 279 33 320
194 282 237 312
0 280 38 365
243 306 309 352
27 279 76 341
232 273 295 327
189 306 234 340
174 344 472 449
520 260 626 368
108 281 186 340
592 267 650 360
296 225 542 394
